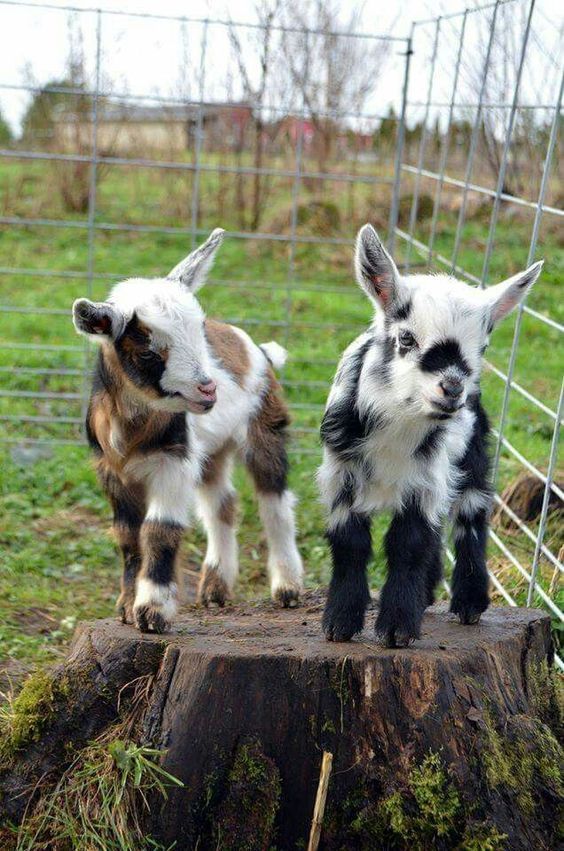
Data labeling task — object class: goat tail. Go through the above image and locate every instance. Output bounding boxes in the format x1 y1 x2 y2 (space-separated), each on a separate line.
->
260 341 288 370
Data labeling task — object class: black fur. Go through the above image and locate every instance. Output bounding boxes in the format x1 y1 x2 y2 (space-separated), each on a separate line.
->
331 470 356 511
373 335 395 383
322 512 372 641
414 426 444 458
450 393 491 622
320 338 382 459
115 314 167 396
389 299 412 322
138 413 189 459
98 469 145 610
376 497 442 647
419 338 471 376
144 521 184 585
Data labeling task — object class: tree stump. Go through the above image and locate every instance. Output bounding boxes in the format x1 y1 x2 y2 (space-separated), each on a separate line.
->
1 592 562 850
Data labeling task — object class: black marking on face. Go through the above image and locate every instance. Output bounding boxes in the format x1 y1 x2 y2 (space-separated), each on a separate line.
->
115 314 167 396
414 426 444 459
398 329 417 357
389 300 412 322
321 337 384 458
419 338 471 376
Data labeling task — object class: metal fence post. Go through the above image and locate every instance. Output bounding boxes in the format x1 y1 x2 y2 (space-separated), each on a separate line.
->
387 30 413 255
450 0 501 273
190 19 209 249
403 17 441 271
491 66 564 485
427 10 467 267
81 7 102 422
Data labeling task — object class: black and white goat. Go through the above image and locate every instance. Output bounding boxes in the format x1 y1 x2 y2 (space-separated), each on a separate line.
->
319 223 542 647
72 229 303 633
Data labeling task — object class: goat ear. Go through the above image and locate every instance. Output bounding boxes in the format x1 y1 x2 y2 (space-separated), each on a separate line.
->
72 299 126 341
355 224 401 310
167 228 225 292
486 260 543 327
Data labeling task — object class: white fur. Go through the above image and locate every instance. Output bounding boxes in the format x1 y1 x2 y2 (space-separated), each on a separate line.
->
134 578 178 620
260 341 288 369
73 230 303 623
196 456 239 589
257 491 304 596
319 224 541 536
142 455 195 525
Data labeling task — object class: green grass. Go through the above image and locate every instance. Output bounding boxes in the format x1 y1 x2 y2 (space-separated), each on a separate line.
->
0 155 562 681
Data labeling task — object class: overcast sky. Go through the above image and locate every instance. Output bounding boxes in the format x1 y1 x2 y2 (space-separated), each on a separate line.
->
0 0 561 134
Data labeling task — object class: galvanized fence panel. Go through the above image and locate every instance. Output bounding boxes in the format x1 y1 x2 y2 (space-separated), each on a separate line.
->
0 0 561 663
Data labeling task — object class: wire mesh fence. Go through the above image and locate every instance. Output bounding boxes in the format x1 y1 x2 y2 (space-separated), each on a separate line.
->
0 0 562 663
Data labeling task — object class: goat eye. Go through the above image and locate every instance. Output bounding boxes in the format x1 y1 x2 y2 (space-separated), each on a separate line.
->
398 330 416 349
139 350 159 361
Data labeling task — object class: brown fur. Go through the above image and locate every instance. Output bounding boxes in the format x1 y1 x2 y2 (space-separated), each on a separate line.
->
198 564 229 607
218 492 238 526
113 522 141 551
246 368 291 493
205 319 250 386
201 439 236 486
89 348 177 474
140 520 184 553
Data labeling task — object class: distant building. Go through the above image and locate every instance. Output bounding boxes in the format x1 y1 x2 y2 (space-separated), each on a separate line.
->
53 101 253 155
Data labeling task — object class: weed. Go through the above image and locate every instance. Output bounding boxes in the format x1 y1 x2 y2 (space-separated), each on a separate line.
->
15 728 183 851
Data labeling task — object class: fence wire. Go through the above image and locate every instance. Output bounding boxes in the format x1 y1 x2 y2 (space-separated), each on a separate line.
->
0 0 562 665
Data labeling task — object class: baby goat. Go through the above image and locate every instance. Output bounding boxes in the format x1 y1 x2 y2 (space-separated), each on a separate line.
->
319 224 542 647
73 229 303 633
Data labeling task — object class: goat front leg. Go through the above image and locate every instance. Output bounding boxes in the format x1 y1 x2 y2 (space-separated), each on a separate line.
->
322 510 372 642
133 457 192 633
376 499 441 648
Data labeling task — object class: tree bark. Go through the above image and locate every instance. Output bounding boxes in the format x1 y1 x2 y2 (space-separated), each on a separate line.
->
1 592 561 851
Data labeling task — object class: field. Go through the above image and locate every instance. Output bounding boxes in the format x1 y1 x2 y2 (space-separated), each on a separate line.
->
0 155 562 685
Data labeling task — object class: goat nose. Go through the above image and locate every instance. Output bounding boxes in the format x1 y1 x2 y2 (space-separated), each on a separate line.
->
440 377 463 399
198 379 217 397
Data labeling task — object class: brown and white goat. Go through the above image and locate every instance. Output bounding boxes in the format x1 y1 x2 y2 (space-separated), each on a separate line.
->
72 229 303 633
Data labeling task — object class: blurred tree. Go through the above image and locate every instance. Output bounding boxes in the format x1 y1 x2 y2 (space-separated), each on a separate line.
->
0 108 12 146
375 106 398 151
280 0 393 182
227 0 283 230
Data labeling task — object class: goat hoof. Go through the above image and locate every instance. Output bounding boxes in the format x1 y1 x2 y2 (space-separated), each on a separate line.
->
134 605 170 634
117 593 134 624
322 609 363 642
119 604 134 625
273 587 300 608
450 596 488 626
375 628 416 649
457 611 482 625
198 567 228 608
324 625 354 642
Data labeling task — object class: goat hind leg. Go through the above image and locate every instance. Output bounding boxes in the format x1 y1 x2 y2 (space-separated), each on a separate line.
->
196 451 238 607
450 506 490 625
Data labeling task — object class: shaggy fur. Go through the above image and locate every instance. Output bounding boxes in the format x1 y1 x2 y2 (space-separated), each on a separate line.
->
73 229 303 633
318 223 543 646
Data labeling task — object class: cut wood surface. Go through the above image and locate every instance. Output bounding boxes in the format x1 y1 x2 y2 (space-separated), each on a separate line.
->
0 592 561 851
